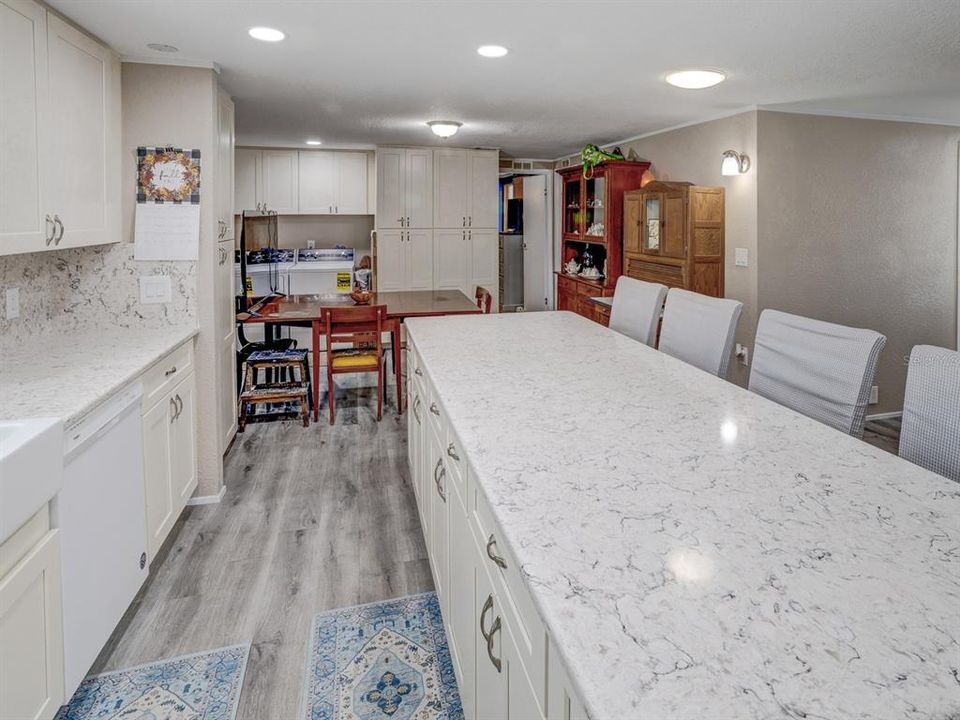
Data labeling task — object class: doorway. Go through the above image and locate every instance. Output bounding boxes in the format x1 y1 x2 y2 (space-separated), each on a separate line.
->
498 170 553 312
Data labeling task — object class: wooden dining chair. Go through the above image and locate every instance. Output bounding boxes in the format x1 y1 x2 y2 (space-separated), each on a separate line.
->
324 304 387 425
475 286 493 313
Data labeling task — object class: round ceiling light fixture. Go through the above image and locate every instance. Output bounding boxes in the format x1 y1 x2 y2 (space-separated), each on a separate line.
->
248 27 285 42
427 120 462 138
146 43 179 53
305 140 322 146
477 45 508 58
665 69 726 89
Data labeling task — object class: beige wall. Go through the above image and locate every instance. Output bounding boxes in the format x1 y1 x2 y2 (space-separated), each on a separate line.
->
233 214 373 256
602 111 760 386
757 111 959 413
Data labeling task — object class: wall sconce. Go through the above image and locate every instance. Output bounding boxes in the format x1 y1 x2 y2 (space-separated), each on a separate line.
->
721 150 750 176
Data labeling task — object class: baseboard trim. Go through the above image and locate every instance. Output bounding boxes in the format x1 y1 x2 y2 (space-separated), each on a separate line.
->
187 485 227 506
866 411 903 421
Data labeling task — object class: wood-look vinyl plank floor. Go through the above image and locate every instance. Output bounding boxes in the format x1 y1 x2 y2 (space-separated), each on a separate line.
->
92 385 431 720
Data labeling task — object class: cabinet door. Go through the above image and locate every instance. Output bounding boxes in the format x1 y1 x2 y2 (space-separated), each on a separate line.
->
375 230 405 291
468 150 499 228
142 397 174 561
336 152 368 214
434 230 469 294
219 330 238 453
428 428 449 614
405 148 433 229
623 193 642 256
433 148 468 228
448 487 476 719
234 149 261 213
406 229 434 290
216 90 235 240
475 569 508 720
504 622 543 720
376 148 404 228
470 229 499 302
47 13 119 250
261 150 299 213
170 374 198 508
0 0 48 255
407 384 423 503
641 193 662 254
0 529 64 720
298 151 337 214
661 191 687 259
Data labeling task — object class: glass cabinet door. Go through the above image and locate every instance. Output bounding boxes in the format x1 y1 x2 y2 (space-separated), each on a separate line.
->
563 176 582 236
584 176 606 238
643 195 661 252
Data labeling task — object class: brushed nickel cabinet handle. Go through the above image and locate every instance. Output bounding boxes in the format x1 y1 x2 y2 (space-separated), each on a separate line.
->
479 594 501 672
480 594 494 640
170 397 178 422
54 215 64 244
413 396 422 424
45 214 54 245
446 443 460 462
414 367 423 376
164 366 177 376
406 216 410 226
175 394 183 418
486 533 507 569
468 215 472 227
434 459 446 502
429 402 439 417
397 216 404 226
462 216 466 227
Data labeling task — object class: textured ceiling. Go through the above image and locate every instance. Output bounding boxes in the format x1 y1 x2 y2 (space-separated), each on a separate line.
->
49 0 960 157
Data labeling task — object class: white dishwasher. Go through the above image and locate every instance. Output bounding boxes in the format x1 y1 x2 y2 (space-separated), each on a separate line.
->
52 383 148 698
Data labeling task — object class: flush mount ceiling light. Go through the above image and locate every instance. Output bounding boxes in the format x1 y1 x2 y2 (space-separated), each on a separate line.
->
248 27 285 42
477 45 508 58
665 69 726 89
427 120 462 138
146 43 178 53
305 140 322 146
721 150 751 175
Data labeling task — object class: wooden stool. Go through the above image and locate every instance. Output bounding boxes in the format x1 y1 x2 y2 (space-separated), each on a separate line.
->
238 350 311 430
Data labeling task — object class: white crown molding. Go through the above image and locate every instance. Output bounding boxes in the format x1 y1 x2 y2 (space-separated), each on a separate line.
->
121 55 221 73
757 106 960 128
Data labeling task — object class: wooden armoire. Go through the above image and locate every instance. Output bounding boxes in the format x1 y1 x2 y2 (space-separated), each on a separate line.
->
623 182 725 297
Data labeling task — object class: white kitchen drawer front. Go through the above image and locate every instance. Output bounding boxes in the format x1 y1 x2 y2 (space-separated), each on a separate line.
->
141 340 194 411
471 486 547 711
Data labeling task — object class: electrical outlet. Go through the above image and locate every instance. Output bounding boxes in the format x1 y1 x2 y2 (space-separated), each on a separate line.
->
5 288 20 319
735 343 750 366
306 239 316 249
869 385 879 405
735 248 749 267
139 275 172 304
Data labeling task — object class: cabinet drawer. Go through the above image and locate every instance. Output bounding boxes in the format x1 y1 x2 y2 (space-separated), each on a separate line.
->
141 340 194 412
576 281 599 297
425 378 444 437
470 487 547 711
443 425 468 502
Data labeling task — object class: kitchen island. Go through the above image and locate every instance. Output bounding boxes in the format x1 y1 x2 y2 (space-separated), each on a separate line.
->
404 311 960 720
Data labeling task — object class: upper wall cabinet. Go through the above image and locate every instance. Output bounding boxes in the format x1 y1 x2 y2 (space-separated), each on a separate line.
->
234 148 370 215
0 0 120 256
433 149 499 229
376 147 433 229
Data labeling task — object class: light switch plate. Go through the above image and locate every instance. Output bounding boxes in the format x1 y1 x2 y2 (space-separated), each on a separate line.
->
306 239 316 249
139 275 172 304
735 247 749 267
5 288 20 319
869 385 879 404
735 343 750 366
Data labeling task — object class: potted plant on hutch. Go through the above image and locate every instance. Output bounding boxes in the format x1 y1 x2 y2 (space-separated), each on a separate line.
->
556 145 650 322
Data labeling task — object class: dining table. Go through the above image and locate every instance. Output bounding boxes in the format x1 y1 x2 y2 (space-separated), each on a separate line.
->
236 289 482 420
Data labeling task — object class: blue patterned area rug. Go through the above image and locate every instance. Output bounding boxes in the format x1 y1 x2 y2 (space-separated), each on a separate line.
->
56 644 249 720
302 592 463 720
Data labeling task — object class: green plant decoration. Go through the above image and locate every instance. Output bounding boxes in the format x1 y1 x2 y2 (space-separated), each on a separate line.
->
580 144 624 179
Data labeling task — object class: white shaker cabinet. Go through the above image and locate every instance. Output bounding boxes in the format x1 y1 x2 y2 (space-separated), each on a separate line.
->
468 150 500 228
335 152 369 214
234 148 261 214
0 0 119 256
298 151 369 215
0 511 64 720
433 228 499 303
261 150 299 214
433 149 499 229
375 229 434 291
376 147 433 229
216 238 237 452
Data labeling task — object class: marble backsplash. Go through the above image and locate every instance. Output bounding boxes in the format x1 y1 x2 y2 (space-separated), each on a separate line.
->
0 242 196 343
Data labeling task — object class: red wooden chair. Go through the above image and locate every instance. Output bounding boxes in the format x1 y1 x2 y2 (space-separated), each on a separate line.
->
475 286 493 313
324 304 387 424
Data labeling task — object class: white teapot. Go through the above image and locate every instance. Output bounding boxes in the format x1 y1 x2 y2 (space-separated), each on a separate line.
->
564 259 581 274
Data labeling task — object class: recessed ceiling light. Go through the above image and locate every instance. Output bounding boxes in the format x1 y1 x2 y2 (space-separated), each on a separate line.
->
249 27 285 42
665 69 726 89
305 140 322 146
146 43 178 53
427 120 462 138
477 45 508 58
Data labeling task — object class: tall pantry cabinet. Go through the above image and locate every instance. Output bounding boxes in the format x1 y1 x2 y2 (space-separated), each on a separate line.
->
374 147 499 300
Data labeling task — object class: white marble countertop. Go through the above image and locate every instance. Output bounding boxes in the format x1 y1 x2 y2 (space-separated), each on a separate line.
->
405 312 960 720
0 324 198 424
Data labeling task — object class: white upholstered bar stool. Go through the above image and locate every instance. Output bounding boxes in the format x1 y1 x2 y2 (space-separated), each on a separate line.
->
899 345 959 482
749 309 886 438
607 276 668 347
658 288 743 378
